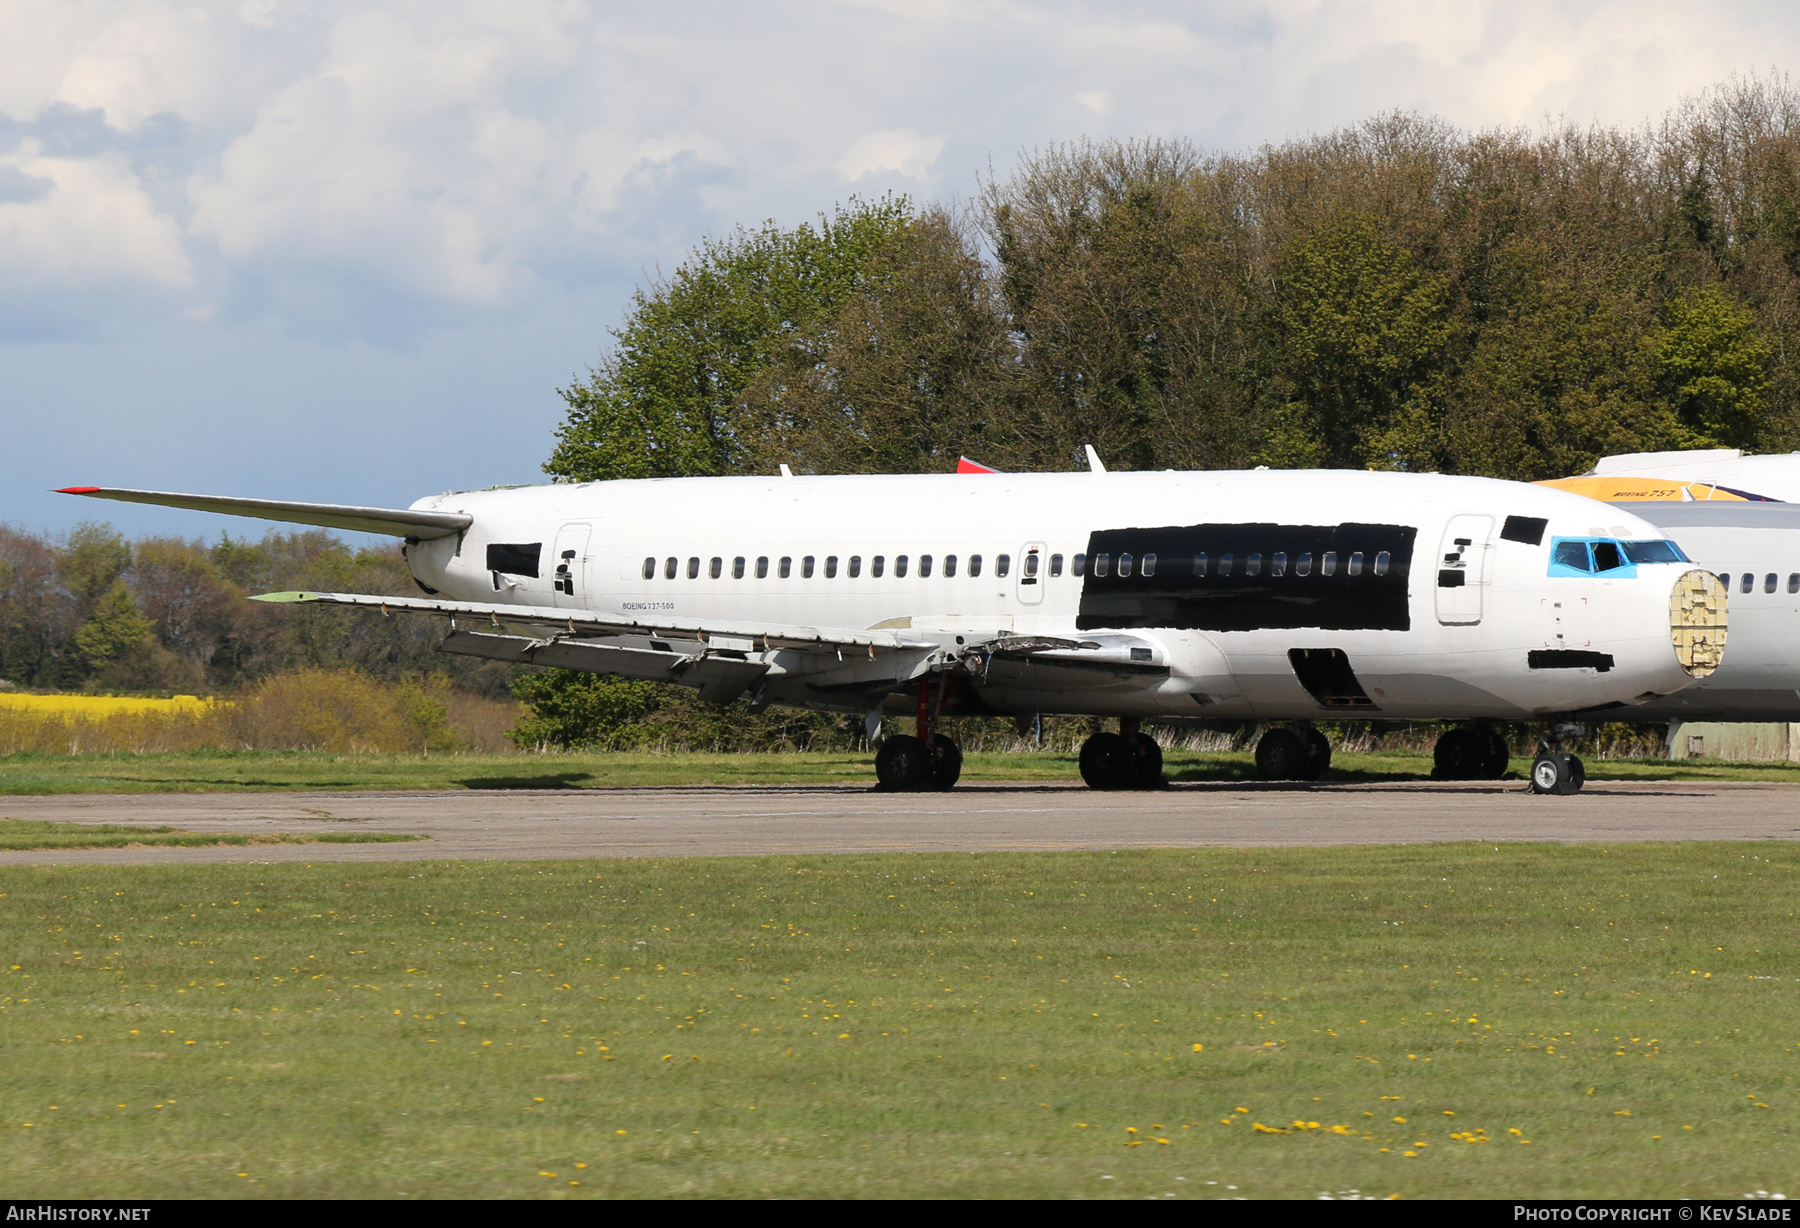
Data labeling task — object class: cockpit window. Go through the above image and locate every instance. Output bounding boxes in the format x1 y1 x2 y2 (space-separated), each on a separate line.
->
1592 541 1626 571
1552 540 1593 572
1622 539 1690 564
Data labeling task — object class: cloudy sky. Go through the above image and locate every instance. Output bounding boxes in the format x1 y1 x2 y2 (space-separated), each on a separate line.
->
6 0 1800 542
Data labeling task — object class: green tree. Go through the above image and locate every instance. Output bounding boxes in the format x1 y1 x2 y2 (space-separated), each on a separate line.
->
1659 283 1772 447
546 197 915 483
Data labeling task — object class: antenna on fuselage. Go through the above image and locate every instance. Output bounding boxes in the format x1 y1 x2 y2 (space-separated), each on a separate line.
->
779 464 793 479
1085 445 1106 474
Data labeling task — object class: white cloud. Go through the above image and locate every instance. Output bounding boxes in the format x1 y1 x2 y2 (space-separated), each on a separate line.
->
1073 90 1114 114
0 141 192 289
834 128 949 182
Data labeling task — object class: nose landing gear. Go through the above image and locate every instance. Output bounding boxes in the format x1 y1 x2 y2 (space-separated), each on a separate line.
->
1528 728 1586 795
1078 719 1167 790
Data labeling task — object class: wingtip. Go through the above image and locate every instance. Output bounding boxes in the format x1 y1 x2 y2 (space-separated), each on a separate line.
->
56 486 102 494
249 590 320 604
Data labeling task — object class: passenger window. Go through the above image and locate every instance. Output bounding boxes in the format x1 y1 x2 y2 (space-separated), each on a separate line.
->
642 557 656 580
1049 554 1063 577
687 557 700 579
872 556 885 578
1374 551 1391 577
919 554 934 577
733 556 746 579
1553 541 1592 572
779 556 792 579
1272 551 1287 577
1297 551 1312 576
895 555 909 578
848 556 861 578
803 556 816 579
996 554 1011 577
1592 541 1625 571
1348 552 1363 576
1246 552 1262 577
1142 552 1156 577
1118 553 1133 577
1219 552 1233 577
1717 573 1729 589
1071 553 1086 577
1093 553 1110 577
943 555 957 578
1024 553 1039 577
1321 551 1336 577
756 556 769 579
710 557 723 579
1767 573 1778 593
969 554 982 577
1741 573 1754 594
1790 574 1799 594
1193 552 1208 577
825 556 838 579
665 556 678 580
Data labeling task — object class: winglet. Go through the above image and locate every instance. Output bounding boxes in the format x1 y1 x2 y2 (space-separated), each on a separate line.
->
56 486 102 494
955 457 1000 474
1085 445 1106 473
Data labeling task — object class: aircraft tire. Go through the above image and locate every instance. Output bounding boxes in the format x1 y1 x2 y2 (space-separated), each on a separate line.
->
1432 728 1480 780
928 733 963 791
1529 752 1585 796
1127 732 1166 790
1303 728 1332 781
1254 728 1308 781
1477 728 1511 779
875 734 934 792
1079 732 1132 790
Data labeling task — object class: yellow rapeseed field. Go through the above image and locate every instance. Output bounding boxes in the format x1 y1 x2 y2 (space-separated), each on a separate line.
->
0 693 219 716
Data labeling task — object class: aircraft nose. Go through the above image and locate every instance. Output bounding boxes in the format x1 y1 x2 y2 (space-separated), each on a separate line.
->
1669 569 1728 678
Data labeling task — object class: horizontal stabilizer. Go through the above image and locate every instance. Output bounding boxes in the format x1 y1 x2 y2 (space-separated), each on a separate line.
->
56 487 472 539
251 590 935 654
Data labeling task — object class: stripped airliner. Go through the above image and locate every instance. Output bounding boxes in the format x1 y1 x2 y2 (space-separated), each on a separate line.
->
61 459 1727 796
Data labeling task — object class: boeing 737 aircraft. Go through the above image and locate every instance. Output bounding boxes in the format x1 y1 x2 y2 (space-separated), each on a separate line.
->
61 466 1727 796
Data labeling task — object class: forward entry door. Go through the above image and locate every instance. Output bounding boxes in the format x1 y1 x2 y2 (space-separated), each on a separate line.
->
1435 514 1493 626
551 522 592 609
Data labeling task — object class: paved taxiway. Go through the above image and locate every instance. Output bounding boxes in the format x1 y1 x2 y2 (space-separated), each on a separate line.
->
0 779 1796 865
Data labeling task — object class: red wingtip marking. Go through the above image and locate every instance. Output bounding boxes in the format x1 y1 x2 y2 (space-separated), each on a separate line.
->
57 486 102 494
955 457 1000 474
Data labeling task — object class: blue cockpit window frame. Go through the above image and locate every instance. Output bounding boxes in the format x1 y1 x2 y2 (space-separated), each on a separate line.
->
1549 536 1641 579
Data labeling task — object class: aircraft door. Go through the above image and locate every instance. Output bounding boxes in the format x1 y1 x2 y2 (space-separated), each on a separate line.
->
551 522 592 608
1435 514 1493 626
1016 542 1046 605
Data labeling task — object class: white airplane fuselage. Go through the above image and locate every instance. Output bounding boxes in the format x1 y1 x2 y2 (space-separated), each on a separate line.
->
399 469 1718 722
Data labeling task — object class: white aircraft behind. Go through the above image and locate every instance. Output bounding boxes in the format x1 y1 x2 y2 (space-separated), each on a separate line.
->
61 466 1727 796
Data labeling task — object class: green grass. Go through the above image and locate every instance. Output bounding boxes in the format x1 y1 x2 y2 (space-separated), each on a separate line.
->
1 845 1795 1199
3 747 1799 795
0 820 424 850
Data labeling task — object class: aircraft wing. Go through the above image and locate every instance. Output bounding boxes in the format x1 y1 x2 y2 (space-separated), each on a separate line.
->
57 487 472 539
251 590 937 653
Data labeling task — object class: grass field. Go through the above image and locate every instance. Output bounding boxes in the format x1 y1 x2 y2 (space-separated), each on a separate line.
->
3 747 1800 794
0 820 424 851
1 844 1795 1199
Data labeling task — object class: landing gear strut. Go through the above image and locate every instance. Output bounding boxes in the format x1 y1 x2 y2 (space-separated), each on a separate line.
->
1253 725 1331 781
874 677 963 792
1432 725 1511 780
1078 718 1166 791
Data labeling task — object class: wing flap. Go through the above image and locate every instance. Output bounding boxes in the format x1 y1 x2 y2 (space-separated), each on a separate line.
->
57 487 472 539
253 590 935 653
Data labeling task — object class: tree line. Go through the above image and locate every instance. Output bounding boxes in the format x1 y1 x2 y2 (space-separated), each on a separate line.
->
550 77 1800 487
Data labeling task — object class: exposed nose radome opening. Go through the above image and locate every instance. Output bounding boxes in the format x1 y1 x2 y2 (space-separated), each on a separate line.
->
1670 570 1728 678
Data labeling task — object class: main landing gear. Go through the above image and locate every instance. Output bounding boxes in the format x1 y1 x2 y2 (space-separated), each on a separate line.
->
874 677 963 792
1431 725 1511 781
1078 719 1167 790
1252 725 1331 781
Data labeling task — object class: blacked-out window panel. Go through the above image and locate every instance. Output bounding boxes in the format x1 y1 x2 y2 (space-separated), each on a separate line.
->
1077 522 1416 633
1501 515 1549 546
485 543 542 578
